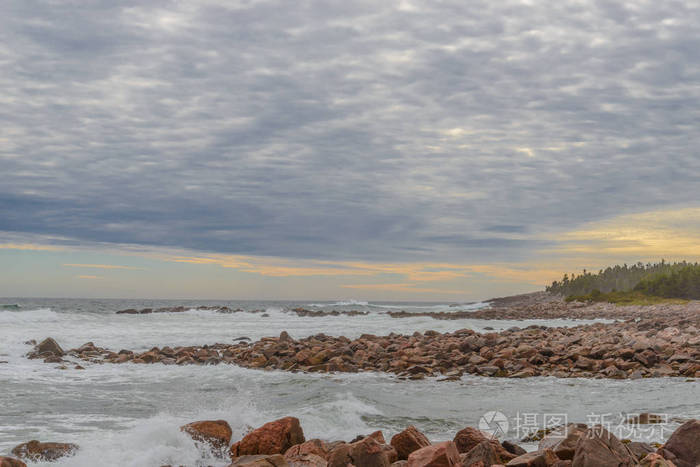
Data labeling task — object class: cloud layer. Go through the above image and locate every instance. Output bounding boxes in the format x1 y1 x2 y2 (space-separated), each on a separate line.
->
2 0 699 265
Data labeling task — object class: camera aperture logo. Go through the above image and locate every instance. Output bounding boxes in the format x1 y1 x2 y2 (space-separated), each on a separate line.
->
478 411 509 438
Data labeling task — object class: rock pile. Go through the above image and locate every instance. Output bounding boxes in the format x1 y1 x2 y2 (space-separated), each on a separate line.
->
33 308 700 379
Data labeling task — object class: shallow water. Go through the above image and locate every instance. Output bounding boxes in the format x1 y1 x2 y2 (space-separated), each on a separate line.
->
1 298 697 466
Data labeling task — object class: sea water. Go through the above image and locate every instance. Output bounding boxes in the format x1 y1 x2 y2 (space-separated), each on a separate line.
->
1 298 697 466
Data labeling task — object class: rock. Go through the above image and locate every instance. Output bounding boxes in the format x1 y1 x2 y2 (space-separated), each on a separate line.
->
407 441 460 467
626 441 654 461
459 441 498 466
538 424 588 460
0 458 26 467
505 449 559 466
570 426 635 467
229 454 289 466
11 440 78 462
658 419 700 467
280 331 293 342
230 417 305 457
626 413 666 424
33 338 64 357
285 453 328 467
326 436 396 467
454 427 492 454
390 425 431 460
285 439 329 459
181 419 232 451
640 453 677 467
349 435 395 466
391 462 409 467
501 441 526 456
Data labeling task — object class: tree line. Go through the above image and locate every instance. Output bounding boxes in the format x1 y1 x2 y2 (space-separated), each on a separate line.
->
546 260 699 297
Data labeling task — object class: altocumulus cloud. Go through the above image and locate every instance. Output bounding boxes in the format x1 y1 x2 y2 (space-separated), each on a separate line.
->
1 0 699 264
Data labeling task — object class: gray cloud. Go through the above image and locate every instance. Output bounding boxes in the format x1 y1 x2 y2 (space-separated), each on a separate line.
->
1 0 699 263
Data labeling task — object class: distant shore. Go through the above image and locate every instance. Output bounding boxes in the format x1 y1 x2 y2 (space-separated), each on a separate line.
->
26 292 700 379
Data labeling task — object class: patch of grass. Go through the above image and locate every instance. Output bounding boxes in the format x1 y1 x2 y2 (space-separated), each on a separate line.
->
565 289 688 306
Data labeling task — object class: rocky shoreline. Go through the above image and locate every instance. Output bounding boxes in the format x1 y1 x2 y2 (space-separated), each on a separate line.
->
2 415 699 466
27 304 700 379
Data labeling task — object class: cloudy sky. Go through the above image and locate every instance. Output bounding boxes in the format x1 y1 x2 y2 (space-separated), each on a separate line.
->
2 0 700 300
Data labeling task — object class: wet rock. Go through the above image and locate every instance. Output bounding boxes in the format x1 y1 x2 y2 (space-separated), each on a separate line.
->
32 338 64 357
570 426 635 467
230 417 305 457
229 454 289 466
658 419 700 467
11 440 78 462
181 419 232 451
407 441 460 466
390 425 431 460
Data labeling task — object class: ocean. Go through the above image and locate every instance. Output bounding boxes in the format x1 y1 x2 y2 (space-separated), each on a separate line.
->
1 298 698 466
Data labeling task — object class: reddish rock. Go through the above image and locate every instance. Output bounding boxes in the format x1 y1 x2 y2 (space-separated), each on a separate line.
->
0 458 26 467
454 427 492 454
350 436 395 466
659 419 700 467
505 449 559 466
640 453 677 467
570 427 635 467
230 417 305 457
285 453 327 467
11 440 78 462
538 424 588 460
460 441 498 466
390 426 431 460
229 454 288 466
285 439 329 459
181 419 232 450
407 441 460 467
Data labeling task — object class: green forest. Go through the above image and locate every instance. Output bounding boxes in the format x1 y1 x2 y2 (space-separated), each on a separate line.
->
547 260 700 301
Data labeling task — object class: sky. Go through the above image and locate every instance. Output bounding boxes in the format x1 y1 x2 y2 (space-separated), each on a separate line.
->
2 0 700 300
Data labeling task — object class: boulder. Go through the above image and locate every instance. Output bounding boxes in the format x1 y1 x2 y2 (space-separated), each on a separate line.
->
11 440 78 462
538 424 588 460
454 427 492 454
570 426 635 467
505 449 559 466
626 441 654 461
640 453 677 467
501 441 526 456
285 453 328 467
285 439 329 459
229 454 289 466
390 426 431 460
230 417 305 457
459 441 498 466
181 419 232 451
350 435 395 466
0 458 26 467
659 419 700 467
32 338 64 357
326 434 397 467
407 441 460 467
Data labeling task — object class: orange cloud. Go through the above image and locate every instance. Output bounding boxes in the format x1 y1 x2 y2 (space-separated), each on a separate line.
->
64 263 143 270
